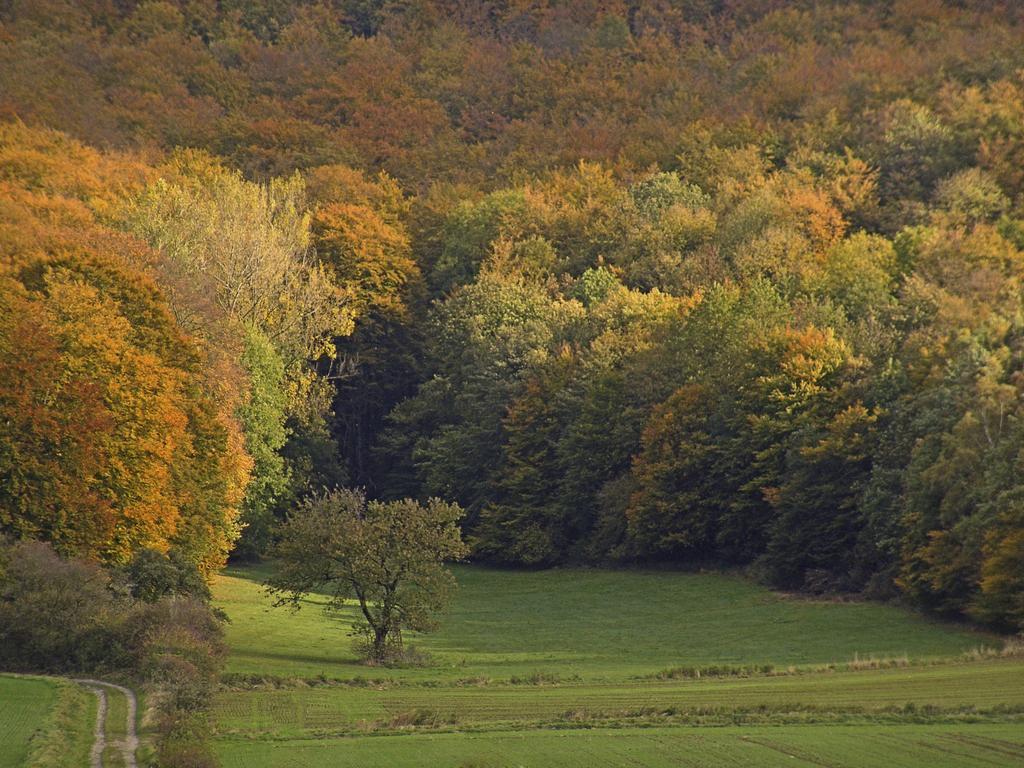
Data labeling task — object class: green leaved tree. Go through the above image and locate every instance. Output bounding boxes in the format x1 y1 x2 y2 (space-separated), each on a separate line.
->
267 489 467 662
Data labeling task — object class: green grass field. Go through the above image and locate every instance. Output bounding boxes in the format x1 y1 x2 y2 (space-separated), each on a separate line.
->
212 565 1024 766
216 564 992 681
0 675 93 768
217 724 1024 768
0 676 57 768
214 658 1024 738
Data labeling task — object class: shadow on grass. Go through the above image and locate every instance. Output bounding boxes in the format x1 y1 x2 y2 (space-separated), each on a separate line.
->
236 647 355 666
223 562 277 584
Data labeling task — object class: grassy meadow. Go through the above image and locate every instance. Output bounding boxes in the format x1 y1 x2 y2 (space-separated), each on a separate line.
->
211 565 1024 766
216 564 990 681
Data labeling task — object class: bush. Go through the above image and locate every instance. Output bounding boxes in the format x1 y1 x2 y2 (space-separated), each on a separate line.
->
0 540 227 765
120 594 227 764
0 540 126 671
123 596 226 711
120 548 210 603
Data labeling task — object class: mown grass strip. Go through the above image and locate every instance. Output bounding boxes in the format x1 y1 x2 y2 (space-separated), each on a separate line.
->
101 685 128 768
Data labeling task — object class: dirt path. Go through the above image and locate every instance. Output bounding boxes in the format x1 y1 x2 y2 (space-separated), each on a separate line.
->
81 685 106 768
73 679 138 768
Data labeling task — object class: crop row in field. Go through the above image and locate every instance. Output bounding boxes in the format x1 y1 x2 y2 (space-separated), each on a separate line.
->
213 658 1024 737
215 723 1024 768
0 676 59 768
0 675 94 768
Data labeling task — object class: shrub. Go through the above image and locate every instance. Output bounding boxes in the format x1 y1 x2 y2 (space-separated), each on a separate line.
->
122 596 226 720
0 540 227 765
120 548 210 603
0 540 126 671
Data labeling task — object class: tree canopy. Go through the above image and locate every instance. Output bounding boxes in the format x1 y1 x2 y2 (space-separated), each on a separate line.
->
2 0 1024 630
267 489 467 661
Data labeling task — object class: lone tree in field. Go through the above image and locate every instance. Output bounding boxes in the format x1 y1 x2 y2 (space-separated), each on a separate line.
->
267 489 467 662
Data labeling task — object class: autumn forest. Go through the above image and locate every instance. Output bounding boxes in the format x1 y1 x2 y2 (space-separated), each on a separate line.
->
2 1 1024 764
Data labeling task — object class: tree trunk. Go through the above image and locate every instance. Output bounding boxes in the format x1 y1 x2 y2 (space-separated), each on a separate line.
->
372 625 389 661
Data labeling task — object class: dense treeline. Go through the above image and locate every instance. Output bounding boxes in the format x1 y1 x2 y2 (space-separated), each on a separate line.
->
1 0 1023 634
384 158 1024 632
0 123 353 572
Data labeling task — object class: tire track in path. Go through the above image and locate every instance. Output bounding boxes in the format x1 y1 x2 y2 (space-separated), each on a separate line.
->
74 679 138 768
81 684 106 768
